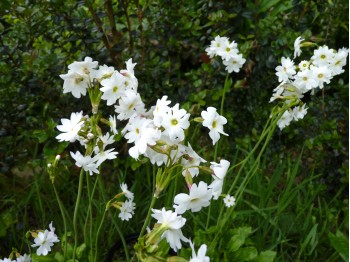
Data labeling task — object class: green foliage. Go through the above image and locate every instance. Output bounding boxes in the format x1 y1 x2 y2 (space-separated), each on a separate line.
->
0 0 348 261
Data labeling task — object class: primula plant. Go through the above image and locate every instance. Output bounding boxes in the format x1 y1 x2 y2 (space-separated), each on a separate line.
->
1 35 347 262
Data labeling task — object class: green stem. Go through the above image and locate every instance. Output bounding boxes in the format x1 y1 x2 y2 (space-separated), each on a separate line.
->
94 209 108 262
139 195 158 238
113 216 130 262
52 182 67 261
73 168 85 261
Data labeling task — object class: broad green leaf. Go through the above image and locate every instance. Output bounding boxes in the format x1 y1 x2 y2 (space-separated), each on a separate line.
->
232 247 258 261
252 250 277 262
228 227 252 252
329 231 349 262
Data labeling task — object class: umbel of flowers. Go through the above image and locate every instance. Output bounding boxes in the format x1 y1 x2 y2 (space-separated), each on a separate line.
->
52 38 241 260
271 37 349 129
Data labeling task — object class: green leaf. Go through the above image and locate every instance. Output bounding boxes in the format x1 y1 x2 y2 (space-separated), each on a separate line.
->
228 227 252 252
76 243 87 259
232 247 258 261
31 254 59 262
32 129 49 143
329 231 349 262
252 250 277 262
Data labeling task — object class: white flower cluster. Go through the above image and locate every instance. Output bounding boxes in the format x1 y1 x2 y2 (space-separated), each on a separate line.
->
57 55 235 258
271 37 348 129
0 254 31 262
205 35 246 73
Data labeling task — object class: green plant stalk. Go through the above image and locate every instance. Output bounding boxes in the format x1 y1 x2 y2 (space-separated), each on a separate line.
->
83 173 99 261
112 215 130 262
73 168 85 261
139 194 158 238
52 182 68 261
94 208 108 262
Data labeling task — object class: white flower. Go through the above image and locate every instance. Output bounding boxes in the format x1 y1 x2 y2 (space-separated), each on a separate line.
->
0 258 14 262
311 65 332 89
120 58 138 91
275 57 296 83
181 143 206 177
217 38 238 61
293 36 304 58
68 56 98 76
123 116 161 159
31 222 60 256
162 103 190 143
115 90 145 120
201 107 228 145
151 208 188 252
293 69 318 92
329 48 349 76
100 71 127 105
223 195 236 207
59 71 89 99
152 96 171 127
56 111 84 142
311 46 334 67
189 241 210 262
16 254 31 262
298 60 310 71
70 151 99 176
119 200 136 221
222 53 246 73
205 36 229 58
173 181 212 214
292 104 308 121
91 64 115 80
94 148 118 167
108 115 118 135
209 160 230 200
120 183 134 200
277 110 293 130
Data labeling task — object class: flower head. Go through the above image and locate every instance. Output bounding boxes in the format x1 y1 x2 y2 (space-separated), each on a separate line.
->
201 107 228 145
223 195 236 207
173 181 212 214
189 241 210 262
293 36 304 58
56 111 84 142
151 208 188 251
31 222 60 256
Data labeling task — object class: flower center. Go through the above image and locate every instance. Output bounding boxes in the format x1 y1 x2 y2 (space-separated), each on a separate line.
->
171 119 178 126
318 73 324 79
113 86 118 93
320 54 326 59
212 121 217 129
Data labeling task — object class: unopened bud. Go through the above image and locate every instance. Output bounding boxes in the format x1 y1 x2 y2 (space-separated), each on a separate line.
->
87 133 94 139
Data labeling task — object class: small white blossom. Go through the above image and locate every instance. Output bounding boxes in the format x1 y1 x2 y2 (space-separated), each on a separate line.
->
70 151 99 176
31 222 60 256
56 111 84 142
223 195 236 207
293 36 304 58
209 160 230 200
201 107 228 145
189 241 210 262
151 208 188 252
173 181 212 214
275 57 296 83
